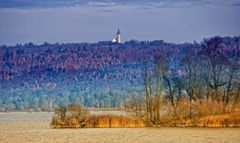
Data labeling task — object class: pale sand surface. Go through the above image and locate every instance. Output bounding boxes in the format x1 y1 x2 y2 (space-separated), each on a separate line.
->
0 112 240 143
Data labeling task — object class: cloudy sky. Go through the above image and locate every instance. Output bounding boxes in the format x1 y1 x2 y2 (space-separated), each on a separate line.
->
0 0 239 45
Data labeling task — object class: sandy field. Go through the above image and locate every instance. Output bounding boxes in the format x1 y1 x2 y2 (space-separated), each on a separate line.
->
0 112 240 143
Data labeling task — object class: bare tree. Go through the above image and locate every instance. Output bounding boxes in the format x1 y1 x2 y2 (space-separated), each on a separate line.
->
143 60 153 125
200 37 228 103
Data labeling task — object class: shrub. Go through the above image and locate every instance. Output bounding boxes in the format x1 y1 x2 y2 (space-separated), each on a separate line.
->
51 103 88 128
51 104 145 128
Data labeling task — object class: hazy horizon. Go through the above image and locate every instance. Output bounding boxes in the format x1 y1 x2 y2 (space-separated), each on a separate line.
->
0 0 239 46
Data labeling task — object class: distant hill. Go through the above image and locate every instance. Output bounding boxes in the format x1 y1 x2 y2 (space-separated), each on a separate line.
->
0 36 239 111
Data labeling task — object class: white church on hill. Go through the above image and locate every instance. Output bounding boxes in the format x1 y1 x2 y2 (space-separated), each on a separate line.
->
112 29 121 43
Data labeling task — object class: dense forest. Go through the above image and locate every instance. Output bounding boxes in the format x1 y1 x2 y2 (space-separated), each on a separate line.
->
0 36 240 113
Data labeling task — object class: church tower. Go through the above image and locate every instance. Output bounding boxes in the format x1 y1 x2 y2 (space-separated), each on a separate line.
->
116 28 121 43
112 28 121 43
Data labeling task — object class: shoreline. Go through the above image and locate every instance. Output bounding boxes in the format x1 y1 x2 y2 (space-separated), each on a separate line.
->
1 112 239 128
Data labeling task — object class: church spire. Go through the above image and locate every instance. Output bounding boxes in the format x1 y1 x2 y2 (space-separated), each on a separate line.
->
117 28 121 35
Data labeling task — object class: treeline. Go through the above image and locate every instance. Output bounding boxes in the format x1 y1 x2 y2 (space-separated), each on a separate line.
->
1 40 164 111
0 36 239 112
124 36 240 127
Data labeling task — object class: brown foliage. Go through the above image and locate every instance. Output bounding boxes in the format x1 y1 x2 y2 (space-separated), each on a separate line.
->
157 99 240 127
197 112 240 127
51 104 145 128
124 95 240 127
51 104 88 128
86 114 145 128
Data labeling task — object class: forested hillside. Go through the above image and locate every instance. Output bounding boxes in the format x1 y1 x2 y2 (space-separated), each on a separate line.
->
0 36 239 111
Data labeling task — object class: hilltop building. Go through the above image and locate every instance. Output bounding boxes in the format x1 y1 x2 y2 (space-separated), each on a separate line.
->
112 29 121 43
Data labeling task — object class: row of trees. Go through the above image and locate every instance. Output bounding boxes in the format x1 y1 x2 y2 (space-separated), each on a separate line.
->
126 36 240 126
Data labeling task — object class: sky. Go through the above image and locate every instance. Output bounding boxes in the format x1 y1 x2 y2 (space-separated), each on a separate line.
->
0 0 240 45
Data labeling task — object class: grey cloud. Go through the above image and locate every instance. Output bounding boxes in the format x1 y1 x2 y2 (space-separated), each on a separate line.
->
0 0 238 9
231 3 240 6
101 9 118 13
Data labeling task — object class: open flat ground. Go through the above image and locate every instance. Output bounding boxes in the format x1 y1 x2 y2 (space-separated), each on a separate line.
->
0 112 240 143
